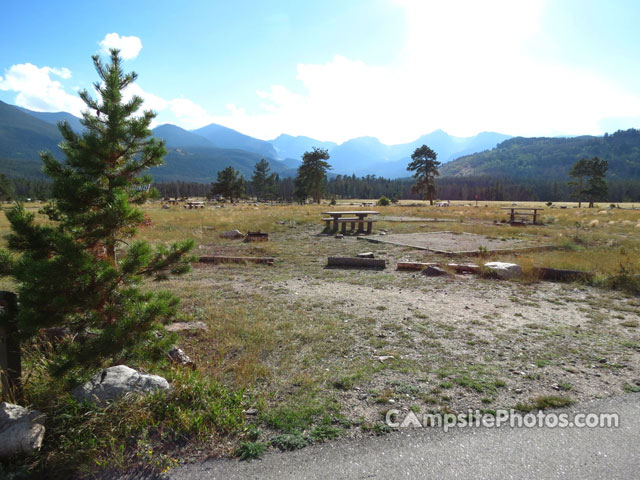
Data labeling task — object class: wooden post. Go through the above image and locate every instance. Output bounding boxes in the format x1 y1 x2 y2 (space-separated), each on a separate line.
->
0 291 21 402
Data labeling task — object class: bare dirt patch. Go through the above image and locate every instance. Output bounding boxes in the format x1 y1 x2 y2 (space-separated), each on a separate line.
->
365 231 543 253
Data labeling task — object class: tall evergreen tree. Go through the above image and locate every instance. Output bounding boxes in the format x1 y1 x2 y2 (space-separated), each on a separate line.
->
407 145 440 205
0 50 196 380
0 173 14 201
251 159 277 201
569 157 608 207
568 158 589 207
584 157 608 208
296 147 331 204
210 166 245 202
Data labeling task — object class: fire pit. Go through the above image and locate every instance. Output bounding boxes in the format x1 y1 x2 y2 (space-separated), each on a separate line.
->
244 231 269 242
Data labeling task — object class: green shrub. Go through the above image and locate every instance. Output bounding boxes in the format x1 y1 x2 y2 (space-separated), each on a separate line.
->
377 196 391 206
270 433 308 451
236 442 266 461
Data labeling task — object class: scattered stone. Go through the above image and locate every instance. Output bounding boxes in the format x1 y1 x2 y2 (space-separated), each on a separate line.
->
165 321 208 332
598 358 607 364
484 262 523 280
168 347 195 369
514 388 524 394
0 403 45 458
220 229 244 239
335 233 344 239
162 204 170 209
243 407 258 416
422 266 448 277
376 355 395 363
357 252 375 258
71 365 170 405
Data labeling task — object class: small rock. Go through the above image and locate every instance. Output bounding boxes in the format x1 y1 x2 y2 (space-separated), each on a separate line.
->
168 347 196 369
162 204 170 209
422 266 448 277
72 365 170 405
514 388 523 394
165 321 208 332
484 262 523 280
598 358 607 364
376 355 395 363
243 407 258 416
357 252 375 258
0 403 45 458
335 234 344 239
220 229 244 239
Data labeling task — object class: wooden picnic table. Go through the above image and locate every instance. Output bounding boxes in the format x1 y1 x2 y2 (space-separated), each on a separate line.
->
184 201 205 209
321 210 379 234
501 207 544 224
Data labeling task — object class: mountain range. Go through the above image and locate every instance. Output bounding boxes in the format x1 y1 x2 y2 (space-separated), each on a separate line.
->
0 101 512 181
2 99 638 184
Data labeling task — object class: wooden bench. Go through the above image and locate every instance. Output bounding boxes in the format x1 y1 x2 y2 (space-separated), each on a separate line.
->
501 207 543 225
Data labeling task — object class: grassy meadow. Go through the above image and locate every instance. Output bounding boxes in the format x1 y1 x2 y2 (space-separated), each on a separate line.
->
1 199 639 476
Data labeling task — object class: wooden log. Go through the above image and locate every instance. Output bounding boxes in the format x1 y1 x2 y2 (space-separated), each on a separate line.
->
533 267 594 281
396 262 438 271
447 263 481 274
327 257 386 268
198 256 275 265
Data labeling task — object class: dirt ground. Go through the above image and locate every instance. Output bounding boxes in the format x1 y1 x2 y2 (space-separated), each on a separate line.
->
366 231 539 253
188 222 640 433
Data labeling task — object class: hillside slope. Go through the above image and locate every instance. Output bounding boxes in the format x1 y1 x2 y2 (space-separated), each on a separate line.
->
440 129 640 180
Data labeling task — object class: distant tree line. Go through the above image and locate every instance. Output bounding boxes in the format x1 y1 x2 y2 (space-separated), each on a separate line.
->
154 175 639 203
3 149 639 204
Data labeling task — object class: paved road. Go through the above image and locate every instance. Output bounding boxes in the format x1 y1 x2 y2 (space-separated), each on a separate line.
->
168 393 640 480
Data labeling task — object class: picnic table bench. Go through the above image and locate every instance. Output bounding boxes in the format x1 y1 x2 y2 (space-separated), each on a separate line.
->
184 201 205 209
321 210 379 234
501 207 544 224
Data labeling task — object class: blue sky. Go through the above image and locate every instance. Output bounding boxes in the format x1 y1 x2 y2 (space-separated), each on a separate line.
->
1 0 640 144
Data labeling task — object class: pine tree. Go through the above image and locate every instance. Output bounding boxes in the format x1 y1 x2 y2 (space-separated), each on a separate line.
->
0 173 14 201
584 157 608 208
296 147 331 204
568 158 589 207
0 50 196 381
407 145 440 205
251 159 277 201
210 166 246 202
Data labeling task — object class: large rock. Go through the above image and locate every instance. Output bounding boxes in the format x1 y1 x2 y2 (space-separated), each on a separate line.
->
0 403 45 458
484 262 523 280
72 365 170 405
422 265 448 277
220 229 244 239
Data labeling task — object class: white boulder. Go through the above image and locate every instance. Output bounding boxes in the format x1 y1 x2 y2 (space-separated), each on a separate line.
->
484 262 523 280
0 402 45 458
71 365 170 405
220 229 243 239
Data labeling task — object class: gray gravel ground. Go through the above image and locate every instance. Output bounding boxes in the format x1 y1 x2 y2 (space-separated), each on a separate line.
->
166 393 640 480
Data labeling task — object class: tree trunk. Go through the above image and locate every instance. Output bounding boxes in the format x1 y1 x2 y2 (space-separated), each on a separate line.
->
0 291 21 402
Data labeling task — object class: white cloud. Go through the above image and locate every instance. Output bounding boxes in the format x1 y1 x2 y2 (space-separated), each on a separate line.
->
0 63 84 115
99 33 142 60
201 0 640 143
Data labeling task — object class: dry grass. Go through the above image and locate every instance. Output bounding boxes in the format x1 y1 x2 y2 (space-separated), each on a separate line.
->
2 199 640 453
